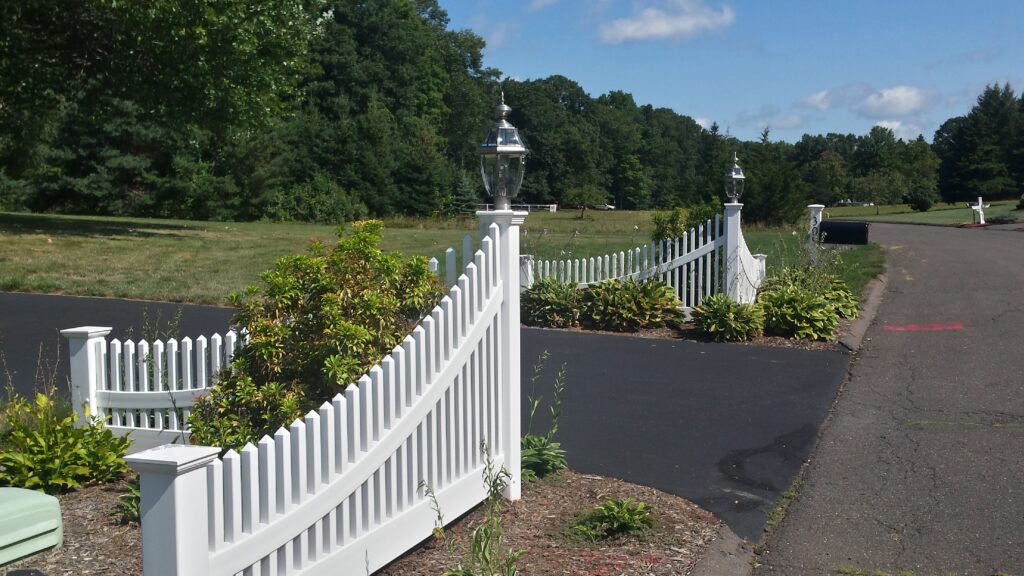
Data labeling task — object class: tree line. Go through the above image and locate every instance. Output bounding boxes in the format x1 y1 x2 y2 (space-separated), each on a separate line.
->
1 0 1020 225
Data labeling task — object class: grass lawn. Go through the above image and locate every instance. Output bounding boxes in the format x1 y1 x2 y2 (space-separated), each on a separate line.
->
0 209 883 305
827 199 1023 225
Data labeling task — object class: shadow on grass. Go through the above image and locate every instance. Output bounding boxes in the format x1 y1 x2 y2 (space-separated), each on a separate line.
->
0 212 196 239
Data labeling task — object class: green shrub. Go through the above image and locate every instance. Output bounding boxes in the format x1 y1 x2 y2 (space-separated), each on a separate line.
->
0 393 130 493
691 294 764 342
760 285 839 341
570 498 654 541
189 220 444 451
761 265 859 321
581 279 683 332
651 208 686 242
521 353 567 482
521 279 580 328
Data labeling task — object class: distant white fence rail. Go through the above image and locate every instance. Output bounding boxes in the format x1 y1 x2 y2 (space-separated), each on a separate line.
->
529 202 766 308
66 212 526 576
61 326 244 453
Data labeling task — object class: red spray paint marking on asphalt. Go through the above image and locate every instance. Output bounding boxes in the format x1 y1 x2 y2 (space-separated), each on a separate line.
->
883 323 965 332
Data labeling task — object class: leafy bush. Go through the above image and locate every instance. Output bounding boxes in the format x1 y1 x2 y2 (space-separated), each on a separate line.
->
521 352 567 482
691 294 764 342
581 279 683 332
571 498 654 541
0 392 130 493
683 202 721 233
189 220 444 451
761 265 859 320
521 279 580 328
760 285 839 341
651 208 686 242
906 188 937 212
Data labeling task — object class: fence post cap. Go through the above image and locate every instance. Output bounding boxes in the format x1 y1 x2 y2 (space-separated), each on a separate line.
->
60 326 112 339
808 204 826 209
126 445 221 476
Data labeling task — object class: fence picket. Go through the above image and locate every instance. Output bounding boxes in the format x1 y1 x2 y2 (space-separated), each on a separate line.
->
223 450 242 544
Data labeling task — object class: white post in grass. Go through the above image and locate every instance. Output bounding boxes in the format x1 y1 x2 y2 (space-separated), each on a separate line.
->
723 203 743 301
125 445 221 576
808 204 825 242
477 209 526 501
61 326 112 423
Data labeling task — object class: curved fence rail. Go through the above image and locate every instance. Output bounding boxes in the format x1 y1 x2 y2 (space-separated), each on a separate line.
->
69 218 523 576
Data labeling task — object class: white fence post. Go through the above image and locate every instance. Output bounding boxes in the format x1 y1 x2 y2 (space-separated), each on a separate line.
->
125 445 221 576
808 204 825 242
477 209 525 501
723 203 742 301
61 326 112 423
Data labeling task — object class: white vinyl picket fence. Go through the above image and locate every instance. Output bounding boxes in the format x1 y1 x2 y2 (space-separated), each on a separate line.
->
529 203 766 309
89 212 527 576
62 327 245 453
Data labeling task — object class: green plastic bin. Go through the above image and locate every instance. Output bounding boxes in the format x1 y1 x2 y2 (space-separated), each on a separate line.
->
0 487 63 567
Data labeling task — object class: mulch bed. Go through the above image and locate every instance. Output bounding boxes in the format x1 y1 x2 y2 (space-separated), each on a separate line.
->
4 478 141 576
3 471 722 576
532 321 843 352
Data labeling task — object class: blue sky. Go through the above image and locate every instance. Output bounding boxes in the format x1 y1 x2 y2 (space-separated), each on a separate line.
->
441 0 1024 143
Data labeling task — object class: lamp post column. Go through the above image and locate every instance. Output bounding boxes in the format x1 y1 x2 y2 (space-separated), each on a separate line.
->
477 209 526 500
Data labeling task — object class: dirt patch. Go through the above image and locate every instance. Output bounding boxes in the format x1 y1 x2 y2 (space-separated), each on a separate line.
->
379 470 722 576
5 471 722 576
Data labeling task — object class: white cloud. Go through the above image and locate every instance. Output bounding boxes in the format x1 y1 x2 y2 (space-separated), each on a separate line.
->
803 90 831 111
857 86 930 118
874 120 924 141
694 117 711 129
734 104 803 133
599 0 735 45
528 0 558 12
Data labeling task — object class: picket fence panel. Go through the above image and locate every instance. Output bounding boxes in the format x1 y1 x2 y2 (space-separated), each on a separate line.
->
82 221 517 576
531 215 727 309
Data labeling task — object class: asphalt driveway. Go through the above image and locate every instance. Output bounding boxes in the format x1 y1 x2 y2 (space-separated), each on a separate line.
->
0 292 849 541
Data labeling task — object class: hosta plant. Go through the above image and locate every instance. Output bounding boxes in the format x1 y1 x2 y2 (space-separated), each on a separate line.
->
521 279 580 328
571 498 654 541
691 294 764 342
581 279 683 332
0 392 130 493
760 284 839 341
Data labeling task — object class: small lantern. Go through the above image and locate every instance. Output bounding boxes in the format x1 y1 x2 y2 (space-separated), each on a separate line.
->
724 152 745 203
479 95 528 210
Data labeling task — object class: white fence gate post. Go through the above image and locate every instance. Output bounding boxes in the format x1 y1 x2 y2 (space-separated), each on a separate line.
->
808 204 825 242
477 209 525 501
723 203 742 301
125 445 221 576
61 326 112 423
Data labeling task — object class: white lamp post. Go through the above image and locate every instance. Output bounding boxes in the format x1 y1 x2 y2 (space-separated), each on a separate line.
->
724 152 745 202
475 95 528 500
723 152 745 301
479 95 528 211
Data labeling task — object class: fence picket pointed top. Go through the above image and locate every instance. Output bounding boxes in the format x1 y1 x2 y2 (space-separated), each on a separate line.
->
181 336 192 344
258 434 275 446
241 444 258 455
224 449 240 459
274 427 289 438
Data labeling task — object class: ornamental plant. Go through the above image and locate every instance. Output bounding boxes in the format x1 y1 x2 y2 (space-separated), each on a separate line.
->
691 294 764 342
759 284 839 341
570 498 654 541
521 352 567 482
521 279 580 328
189 220 444 450
0 391 130 493
581 279 683 332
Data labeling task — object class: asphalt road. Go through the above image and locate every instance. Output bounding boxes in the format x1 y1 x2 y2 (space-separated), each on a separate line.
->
0 292 849 541
755 223 1024 575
